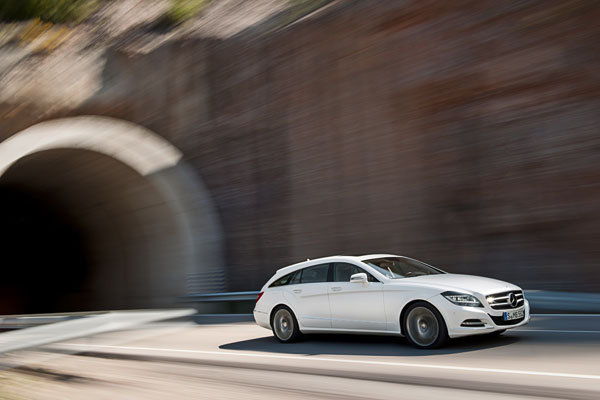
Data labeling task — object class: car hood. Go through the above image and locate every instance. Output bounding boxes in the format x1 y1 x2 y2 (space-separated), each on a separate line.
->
397 273 520 296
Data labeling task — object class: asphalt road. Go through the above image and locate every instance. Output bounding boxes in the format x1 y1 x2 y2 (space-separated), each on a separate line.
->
2 315 600 399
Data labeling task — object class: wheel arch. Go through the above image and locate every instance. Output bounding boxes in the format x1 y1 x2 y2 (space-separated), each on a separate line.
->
399 299 446 336
269 303 297 327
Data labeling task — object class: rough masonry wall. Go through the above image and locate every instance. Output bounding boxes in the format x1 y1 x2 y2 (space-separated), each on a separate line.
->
199 0 600 291
1 0 599 293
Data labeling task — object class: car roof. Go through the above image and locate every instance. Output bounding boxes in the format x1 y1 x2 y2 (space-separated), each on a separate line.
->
275 254 401 275
356 254 400 261
264 254 410 288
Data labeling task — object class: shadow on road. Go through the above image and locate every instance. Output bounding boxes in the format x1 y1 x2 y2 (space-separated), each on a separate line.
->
219 332 520 356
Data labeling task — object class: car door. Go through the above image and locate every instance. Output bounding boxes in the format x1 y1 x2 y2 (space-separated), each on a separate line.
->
328 262 386 331
283 263 332 329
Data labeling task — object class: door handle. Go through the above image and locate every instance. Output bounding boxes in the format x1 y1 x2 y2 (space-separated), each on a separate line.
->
331 287 342 292
292 289 302 294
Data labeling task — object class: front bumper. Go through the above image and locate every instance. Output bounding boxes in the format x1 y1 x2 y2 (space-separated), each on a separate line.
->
429 295 531 338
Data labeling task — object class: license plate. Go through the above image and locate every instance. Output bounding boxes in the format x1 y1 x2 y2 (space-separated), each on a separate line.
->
504 309 524 321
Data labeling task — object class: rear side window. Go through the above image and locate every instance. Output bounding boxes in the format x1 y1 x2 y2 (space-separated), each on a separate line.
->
299 264 330 283
333 263 379 282
269 272 295 287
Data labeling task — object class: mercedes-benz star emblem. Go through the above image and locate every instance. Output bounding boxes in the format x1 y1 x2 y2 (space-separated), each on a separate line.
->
508 293 518 308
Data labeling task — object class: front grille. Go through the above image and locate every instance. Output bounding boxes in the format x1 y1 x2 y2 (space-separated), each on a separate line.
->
486 290 524 310
489 314 525 326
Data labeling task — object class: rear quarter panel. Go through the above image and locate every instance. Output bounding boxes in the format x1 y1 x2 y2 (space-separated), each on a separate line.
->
254 288 300 329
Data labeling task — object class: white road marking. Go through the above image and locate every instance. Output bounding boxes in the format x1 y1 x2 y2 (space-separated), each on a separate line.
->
62 343 600 381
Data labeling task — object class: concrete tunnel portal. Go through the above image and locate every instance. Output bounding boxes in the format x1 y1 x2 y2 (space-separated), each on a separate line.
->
0 116 224 314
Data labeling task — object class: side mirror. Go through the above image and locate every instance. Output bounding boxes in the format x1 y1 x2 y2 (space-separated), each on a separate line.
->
350 272 367 283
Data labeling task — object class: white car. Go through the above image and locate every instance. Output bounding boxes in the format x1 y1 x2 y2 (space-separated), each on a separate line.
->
254 254 530 348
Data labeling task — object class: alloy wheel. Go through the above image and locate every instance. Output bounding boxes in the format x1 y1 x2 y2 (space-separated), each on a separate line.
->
406 306 440 347
273 308 294 341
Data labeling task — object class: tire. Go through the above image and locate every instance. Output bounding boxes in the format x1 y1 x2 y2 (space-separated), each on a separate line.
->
403 302 449 349
271 306 302 343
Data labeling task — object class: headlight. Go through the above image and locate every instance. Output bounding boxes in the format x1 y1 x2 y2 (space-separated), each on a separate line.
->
442 291 483 307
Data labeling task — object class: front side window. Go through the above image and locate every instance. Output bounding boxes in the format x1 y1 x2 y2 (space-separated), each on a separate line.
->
333 263 378 282
363 257 443 279
299 264 330 283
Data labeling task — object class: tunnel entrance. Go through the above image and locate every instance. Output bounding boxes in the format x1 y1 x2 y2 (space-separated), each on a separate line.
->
0 185 87 314
0 116 224 315
0 148 185 314
0 116 224 314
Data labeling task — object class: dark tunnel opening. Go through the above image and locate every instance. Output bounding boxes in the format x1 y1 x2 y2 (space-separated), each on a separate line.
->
0 186 89 314
0 148 188 314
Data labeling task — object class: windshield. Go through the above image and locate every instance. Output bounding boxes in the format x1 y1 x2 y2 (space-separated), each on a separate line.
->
362 257 443 279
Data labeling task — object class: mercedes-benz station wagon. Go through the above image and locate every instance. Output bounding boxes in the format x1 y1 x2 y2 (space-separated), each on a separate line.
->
253 254 530 348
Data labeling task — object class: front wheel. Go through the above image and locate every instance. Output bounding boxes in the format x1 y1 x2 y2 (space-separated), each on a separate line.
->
403 302 449 349
271 306 302 343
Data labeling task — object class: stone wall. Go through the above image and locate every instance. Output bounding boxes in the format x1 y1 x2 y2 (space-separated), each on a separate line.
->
1 0 599 295
197 0 600 292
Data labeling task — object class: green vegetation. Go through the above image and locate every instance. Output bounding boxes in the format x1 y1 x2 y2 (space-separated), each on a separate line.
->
163 0 209 26
0 0 98 23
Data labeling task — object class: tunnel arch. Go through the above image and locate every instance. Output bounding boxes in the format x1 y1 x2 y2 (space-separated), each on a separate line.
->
0 116 224 313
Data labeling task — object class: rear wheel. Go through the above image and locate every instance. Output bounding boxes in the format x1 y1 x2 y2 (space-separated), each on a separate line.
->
271 306 302 343
403 302 449 349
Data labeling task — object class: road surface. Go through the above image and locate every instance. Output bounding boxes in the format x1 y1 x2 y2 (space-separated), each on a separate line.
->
1 314 600 399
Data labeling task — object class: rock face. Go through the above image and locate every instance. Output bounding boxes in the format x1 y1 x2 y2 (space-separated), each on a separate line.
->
1 0 599 304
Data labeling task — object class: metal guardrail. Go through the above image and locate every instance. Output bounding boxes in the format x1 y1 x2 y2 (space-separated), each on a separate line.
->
524 290 600 313
182 291 260 302
0 316 85 330
183 290 600 313
2 290 598 331
0 311 106 330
